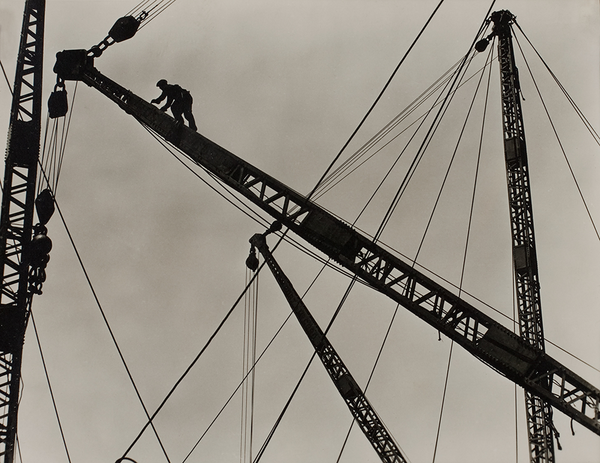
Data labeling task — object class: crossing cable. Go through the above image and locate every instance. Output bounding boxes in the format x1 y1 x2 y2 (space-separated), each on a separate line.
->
513 22 600 147
251 2 457 455
512 24 600 243
30 310 73 463
313 58 464 199
119 250 288 462
179 262 329 463
34 87 173 462
137 120 600 378
431 38 495 463
370 15 494 245
305 0 448 202
43 174 173 463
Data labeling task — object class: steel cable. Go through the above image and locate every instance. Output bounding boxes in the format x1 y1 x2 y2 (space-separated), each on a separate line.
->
30 311 73 463
0 58 12 95
431 35 495 463
36 154 174 463
306 0 448 202
250 1 456 457
512 25 600 244
513 22 600 146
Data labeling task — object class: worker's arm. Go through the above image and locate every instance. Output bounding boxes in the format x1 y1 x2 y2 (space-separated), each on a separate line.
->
151 90 171 110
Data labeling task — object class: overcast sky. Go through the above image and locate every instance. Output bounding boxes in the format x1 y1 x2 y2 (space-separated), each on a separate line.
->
1 1 600 463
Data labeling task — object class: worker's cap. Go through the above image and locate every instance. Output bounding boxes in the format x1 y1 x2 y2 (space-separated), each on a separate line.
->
156 79 168 88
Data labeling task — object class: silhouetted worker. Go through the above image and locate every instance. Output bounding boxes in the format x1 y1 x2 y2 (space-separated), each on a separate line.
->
151 79 197 131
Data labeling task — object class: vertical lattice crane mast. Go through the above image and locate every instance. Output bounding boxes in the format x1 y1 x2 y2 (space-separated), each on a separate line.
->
489 10 555 463
0 2 46 463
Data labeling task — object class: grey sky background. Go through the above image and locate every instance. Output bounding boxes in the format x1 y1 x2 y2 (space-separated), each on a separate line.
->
1 1 600 462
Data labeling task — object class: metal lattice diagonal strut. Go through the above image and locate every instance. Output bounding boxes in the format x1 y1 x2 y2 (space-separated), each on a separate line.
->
249 231 409 463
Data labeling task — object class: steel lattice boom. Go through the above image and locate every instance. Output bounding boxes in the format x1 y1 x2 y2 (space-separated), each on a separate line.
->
52 52 600 440
0 2 46 463
250 231 409 463
484 10 556 462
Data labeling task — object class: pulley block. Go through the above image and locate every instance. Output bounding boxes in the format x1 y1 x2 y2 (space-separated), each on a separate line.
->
48 81 68 118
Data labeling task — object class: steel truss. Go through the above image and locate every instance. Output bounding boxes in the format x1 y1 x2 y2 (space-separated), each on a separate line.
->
0 2 46 463
53 55 600 439
492 10 555 462
250 232 409 463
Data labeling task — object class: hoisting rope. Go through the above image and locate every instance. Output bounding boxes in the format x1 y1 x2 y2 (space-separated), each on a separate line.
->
512 24 600 244
240 267 259 463
38 82 79 196
126 0 178 30
431 35 495 463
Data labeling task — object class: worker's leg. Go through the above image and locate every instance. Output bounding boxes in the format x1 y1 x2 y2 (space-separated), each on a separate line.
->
171 108 184 125
184 109 197 131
